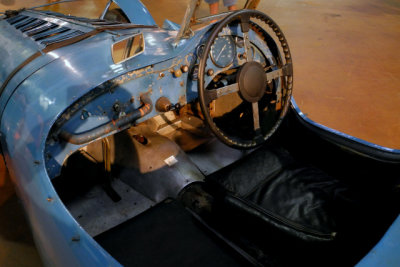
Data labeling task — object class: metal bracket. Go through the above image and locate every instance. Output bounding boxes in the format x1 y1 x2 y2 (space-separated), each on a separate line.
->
244 0 260 10
100 0 113 20
174 0 201 46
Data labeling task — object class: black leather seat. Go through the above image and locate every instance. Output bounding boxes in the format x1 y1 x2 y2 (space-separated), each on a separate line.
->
206 145 355 242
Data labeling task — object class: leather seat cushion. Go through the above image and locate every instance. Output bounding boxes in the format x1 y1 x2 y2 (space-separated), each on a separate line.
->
207 145 355 242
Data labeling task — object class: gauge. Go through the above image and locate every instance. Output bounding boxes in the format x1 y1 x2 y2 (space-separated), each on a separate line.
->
210 36 236 68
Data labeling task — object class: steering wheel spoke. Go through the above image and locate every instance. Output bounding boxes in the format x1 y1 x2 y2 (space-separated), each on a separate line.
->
252 102 261 131
205 83 239 104
252 102 265 144
265 63 293 82
239 13 251 33
238 13 253 62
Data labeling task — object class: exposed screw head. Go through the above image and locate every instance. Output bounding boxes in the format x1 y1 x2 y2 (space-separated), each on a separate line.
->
207 69 214 76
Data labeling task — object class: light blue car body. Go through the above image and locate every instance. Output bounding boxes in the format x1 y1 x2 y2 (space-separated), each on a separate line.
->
0 0 399 266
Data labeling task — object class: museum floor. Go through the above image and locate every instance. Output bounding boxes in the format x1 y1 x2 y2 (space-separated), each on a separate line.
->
0 0 399 266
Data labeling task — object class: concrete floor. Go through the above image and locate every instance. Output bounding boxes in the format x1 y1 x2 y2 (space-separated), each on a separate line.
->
0 0 399 266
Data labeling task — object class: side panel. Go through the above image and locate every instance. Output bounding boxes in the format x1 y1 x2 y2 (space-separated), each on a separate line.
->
0 19 40 86
0 26 208 267
0 67 123 267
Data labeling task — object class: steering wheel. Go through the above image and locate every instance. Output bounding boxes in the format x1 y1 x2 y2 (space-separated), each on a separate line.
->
198 9 293 149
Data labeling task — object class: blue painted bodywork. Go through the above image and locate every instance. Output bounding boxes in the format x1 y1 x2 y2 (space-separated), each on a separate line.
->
356 215 400 267
0 4 205 265
0 1 399 266
113 0 156 25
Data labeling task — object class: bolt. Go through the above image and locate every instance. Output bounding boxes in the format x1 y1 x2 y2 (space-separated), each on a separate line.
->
173 68 182 78
80 110 90 120
181 65 189 73
113 102 121 112
207 69 214 76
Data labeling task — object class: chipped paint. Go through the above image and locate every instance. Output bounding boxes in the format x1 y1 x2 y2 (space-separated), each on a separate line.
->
112 53 193 85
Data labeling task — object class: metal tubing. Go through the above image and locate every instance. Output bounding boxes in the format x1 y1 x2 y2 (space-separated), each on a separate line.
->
59 94 152 145
244 0 260 9
100 0 113 20
174 0 201 45
30 0 81 10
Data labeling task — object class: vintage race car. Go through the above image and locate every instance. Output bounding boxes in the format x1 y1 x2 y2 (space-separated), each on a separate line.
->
0 0 399 266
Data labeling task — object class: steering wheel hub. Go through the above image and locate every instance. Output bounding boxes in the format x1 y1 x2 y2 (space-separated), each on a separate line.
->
237 61 267 103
